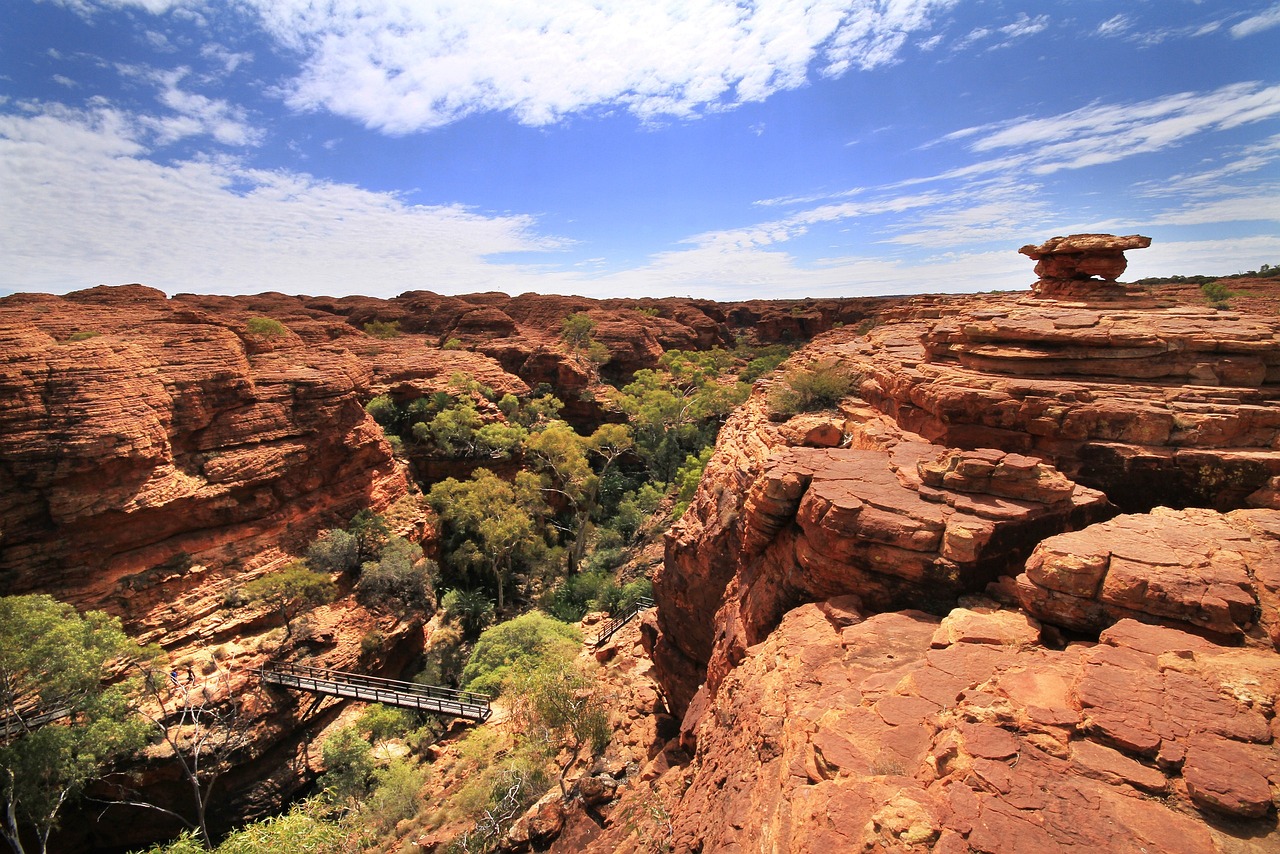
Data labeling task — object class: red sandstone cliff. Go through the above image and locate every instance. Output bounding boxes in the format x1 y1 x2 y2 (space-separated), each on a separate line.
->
620 244 1280 852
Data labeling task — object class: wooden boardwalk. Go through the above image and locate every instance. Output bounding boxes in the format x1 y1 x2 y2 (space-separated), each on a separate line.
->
593 596 655 648
259 662 491 722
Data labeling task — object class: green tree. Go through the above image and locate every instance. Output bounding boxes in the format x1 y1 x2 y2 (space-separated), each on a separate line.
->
366 760 423 833
427 471 548 612
509 661 611 798
319 726 374 805
242 563 336 638
0 596 150 854
355 536 434 615
305 529 360 575
357 705 415 760
560 312 596 351
347 510 390 562
459 613 580 697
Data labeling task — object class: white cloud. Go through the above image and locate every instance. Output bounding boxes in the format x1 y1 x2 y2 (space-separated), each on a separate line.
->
244 0 955 133
954 13 1047 52
0 102 569 297
1231 5 1280 38
199 43 253 74
1096 14 1129 38
936 82 1280 178
147 68 262 146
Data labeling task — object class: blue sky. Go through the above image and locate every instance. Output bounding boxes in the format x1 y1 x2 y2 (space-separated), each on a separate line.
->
1 1 1278 300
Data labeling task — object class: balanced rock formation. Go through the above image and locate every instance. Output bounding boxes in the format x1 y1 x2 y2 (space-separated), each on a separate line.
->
1020 233 1152 298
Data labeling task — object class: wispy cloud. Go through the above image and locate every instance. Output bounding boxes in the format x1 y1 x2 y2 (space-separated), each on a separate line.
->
954 13 1048 52
937 82 1280 178
243 0 955 133
113 64 263 147
1232 4 1280 38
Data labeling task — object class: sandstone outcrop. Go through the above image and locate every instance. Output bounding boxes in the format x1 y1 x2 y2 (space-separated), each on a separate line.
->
0 286 407 612
594 605 1280 852
635 243 1280 852
1017 506 1280 645
1020 233 1152 298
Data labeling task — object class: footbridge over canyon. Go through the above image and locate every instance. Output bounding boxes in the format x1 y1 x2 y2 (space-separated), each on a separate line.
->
259 662 492 723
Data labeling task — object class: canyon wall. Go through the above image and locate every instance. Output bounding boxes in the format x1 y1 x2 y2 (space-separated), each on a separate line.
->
629 245 1280 852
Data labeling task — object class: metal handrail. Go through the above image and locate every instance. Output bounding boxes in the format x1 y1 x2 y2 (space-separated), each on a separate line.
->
593 596 655 648
259 663 491 722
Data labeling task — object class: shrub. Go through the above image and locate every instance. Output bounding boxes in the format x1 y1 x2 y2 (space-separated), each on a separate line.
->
1201 281 1233 308
319 726 374 804
355 536 435 614
366 759 423 832
363 320 401 339
365 394 401 429
636 307 660 317
459 612 580 696
767 362 853 417
547 570 615 622
306 529 360 575
66 330 100 342
245 316 287 338
672 446 713 518
442 337 464 350
440 589 495 638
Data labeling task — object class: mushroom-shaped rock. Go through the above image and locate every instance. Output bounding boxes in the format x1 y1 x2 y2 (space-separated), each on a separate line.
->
1019 233 1151 281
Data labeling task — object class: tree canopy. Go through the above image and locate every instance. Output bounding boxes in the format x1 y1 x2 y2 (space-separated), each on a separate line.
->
0 595 151 854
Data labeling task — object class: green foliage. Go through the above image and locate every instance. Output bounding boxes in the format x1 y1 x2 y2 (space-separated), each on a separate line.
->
358 705 416 757
319 726 374 805
306 529 360 575
363 320 401 339
459 613 580 696
442 337 464 350
672 446 714 518
347 510 390 562
365 394 401 430
767 362 853 417
614 348 747 483
355 536 435 614
427 470 549 611
560 312 596 350
1201 280 1234 308
242 562 336 637
137 800 367 854
440 589 496 639
1 595 152 854
366 759 423 832
65 330 101 342
635 307 660 317
508 660 611 797
245 317 287 338
546 570 615 622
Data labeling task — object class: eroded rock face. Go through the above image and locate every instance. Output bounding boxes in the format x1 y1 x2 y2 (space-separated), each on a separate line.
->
1019 233 1152 298
593 605 1280 852
1018 506 1280 645
857 298 1280 511
0 287 407 613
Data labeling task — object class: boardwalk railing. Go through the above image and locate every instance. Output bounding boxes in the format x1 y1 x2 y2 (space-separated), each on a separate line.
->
0 704 72 740
593 596 655 648
259 662 491 723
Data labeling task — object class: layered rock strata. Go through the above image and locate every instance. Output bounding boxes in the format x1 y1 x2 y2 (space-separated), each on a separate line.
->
597 605 1280 852
1017 506 1280 645
0 286 407 613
